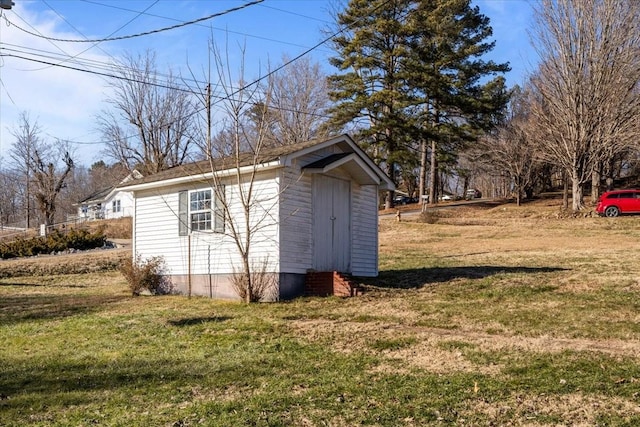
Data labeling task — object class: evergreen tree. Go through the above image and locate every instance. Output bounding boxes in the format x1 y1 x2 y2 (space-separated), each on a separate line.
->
407 0 510 203
328 0 415 208
328 0 509 206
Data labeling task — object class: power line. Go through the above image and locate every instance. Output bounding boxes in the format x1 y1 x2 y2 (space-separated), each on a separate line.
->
4 0 264 43
35 0 157 70
2 0 393 149
0 52 333 147
79 0 328 53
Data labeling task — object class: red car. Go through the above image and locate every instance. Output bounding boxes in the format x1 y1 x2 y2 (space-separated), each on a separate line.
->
596 189 640 217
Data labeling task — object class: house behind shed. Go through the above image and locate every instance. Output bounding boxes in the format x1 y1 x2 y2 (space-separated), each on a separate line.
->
118 135 395 300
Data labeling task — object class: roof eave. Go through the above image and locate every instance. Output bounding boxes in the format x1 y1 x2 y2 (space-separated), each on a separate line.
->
121 160 283 192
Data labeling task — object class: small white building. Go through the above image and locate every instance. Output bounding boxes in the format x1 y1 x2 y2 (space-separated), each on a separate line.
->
76 171 142 220
118 135 394 300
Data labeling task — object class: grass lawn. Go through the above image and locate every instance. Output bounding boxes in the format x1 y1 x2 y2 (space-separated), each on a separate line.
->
1 199 640 426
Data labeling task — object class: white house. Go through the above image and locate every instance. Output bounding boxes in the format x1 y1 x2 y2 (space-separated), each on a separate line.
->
118 135 395 300
76 171 142 220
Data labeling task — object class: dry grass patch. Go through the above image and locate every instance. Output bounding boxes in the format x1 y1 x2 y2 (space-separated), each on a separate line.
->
0 248 129 278
467 393 640 426
3 197 640 425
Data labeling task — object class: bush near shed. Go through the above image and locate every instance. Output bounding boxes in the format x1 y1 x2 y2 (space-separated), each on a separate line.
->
0 228 106 259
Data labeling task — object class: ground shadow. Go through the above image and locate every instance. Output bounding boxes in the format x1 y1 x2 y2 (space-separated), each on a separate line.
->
0 282 88 288
168 316 232 326
0 293 128 325
363 265 568 289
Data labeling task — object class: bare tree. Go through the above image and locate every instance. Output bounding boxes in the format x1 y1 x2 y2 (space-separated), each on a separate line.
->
9 112 39 228
206 43 279 303
99 50 198 175
475 87 540 206
10 113 74 228
31 148 74 228
0 170 22 227
262 55 334 145
529 0 640 211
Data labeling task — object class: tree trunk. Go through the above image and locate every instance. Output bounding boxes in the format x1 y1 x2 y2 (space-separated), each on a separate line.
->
418 139 428 205
571 174 584 212
562 172 569 210
242 254 252 304
591 168 600 203
428 139 437 205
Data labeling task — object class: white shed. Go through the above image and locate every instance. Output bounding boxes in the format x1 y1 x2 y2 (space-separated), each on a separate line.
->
118 135 395 300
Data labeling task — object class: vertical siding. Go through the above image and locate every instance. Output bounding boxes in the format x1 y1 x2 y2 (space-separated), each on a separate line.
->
350 183 379 276
278 168 313 274
133 170 280 277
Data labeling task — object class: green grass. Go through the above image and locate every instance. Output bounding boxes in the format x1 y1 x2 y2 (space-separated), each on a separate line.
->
2 206 640 425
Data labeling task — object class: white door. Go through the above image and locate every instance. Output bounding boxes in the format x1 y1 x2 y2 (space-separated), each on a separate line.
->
313 175 351 272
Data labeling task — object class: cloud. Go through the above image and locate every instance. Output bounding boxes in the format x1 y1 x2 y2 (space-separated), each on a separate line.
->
0 2 114 164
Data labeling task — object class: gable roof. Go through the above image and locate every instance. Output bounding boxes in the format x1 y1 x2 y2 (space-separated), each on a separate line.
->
119 135 395 192
76 170 144 206
78 186 113 205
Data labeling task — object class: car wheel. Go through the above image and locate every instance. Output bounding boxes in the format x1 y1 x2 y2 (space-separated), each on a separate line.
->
604 206 620 217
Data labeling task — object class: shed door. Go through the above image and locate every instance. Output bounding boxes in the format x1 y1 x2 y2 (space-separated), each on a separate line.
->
313 175 351 272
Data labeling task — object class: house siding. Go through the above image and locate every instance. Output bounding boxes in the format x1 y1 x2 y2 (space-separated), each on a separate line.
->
350 183 379 276
127 135 392 299
133 170 281 282
278 168 313 274
105 191 135 219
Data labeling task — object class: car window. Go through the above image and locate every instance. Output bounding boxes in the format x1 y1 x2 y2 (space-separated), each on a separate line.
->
607 193 619 199
620 193 634 199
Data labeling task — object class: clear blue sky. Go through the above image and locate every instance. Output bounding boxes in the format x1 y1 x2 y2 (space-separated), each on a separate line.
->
0 0 535 167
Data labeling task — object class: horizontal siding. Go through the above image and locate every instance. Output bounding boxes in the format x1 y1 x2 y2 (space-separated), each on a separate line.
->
350 184 379 276
278 169 313 274
105 191 134 219
133 171 280 276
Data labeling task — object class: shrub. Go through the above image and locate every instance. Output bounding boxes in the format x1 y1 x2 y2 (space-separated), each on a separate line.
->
0 228 106 259
231 258 277 302
119 255 173 296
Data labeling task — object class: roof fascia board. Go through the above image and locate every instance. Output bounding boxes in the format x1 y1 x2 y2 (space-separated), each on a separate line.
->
304 154 381 185
281 135 352 166
285 134 395 190
123 161 282 192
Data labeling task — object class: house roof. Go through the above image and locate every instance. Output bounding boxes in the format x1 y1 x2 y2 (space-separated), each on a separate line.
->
78 186 113 204
76 170 144 205
119 135 395 191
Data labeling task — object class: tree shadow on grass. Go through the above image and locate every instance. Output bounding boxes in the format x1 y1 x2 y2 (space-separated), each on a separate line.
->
0 357 232 418
0 293 128 324
168 316 232 326
0 282 88 288
364 266 568 289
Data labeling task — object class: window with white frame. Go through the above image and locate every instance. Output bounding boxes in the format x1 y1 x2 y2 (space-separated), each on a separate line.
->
190 189 212 231
112 199 121 213
178 187 224 235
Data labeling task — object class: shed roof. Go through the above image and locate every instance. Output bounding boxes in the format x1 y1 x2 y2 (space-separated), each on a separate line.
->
119 135 395 191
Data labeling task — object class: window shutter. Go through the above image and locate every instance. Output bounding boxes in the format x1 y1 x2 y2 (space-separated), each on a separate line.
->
214 185 225 233
178 190 188 236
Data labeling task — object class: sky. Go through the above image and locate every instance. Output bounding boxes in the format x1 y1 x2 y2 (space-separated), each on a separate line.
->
0 0 536 168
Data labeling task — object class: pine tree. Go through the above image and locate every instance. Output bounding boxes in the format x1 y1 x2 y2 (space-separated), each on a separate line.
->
406 0 510 203
328 0 415 208
328 0 509 206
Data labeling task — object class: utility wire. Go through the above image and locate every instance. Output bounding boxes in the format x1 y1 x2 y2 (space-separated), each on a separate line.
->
5 0 263 43
79 0 327 53
34 0 157 70
2 0 393 148
0 53 333 146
